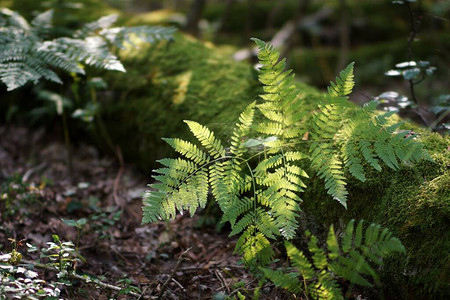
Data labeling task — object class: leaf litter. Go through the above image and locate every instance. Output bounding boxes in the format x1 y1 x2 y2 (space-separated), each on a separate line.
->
0 126 287 299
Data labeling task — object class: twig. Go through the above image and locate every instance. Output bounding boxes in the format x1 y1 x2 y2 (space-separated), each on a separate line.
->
22 163 47 182
157 247 191 299
214 269 230 294
178 264 244 272
137 286 151 300
113 145 124 207
22 260 143 298
171 278 185 291
228 279 256 297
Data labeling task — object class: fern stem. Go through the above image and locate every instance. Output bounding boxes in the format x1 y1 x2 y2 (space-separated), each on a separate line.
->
244 160 258 221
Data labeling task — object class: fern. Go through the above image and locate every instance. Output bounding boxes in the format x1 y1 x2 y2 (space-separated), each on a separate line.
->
310 63 431 208
262 220 406 298
142 39 428 268
0 8 175 91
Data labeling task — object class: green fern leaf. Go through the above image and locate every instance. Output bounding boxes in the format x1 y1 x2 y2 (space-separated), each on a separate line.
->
327 62 355 97
312 270 344 300
307 231 328 270
260 269 302 294
185 120 225 158
285 241 315 280
162 138 210 164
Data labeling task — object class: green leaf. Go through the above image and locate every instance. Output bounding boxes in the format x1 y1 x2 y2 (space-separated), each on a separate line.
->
62 219 78 227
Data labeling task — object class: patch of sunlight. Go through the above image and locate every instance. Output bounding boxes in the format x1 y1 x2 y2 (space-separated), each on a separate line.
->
173 71 193 105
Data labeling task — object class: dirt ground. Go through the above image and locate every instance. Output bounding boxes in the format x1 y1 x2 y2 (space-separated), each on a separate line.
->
0 125 289 299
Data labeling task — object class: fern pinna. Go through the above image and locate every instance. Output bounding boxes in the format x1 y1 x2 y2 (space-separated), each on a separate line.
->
261 220 406 299
142 39 428 266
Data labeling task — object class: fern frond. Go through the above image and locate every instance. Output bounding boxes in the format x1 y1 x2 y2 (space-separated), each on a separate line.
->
312 270 344 300
310 94 354 207
327 62 355 97
74 14 119 38
311 62 429 207
307 231 328 270
142 39 424 277
252 38 305 139
142 133 215 223
230 102 256 157
285 242 315 280
341 100 430 176
264 220 405 298
235 226 275 266
260 269 302 294
30 10 53 36
330 220 406 287
0 9 175 90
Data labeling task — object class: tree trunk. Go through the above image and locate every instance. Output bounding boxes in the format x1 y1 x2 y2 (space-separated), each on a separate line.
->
185 0 207 37
242 0 255 44
214 0 235 42
337 0 350 72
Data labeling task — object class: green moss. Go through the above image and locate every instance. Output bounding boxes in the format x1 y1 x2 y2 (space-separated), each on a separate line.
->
303 133 450 298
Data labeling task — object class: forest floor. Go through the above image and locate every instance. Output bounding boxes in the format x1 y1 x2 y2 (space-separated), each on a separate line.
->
0 125 288 299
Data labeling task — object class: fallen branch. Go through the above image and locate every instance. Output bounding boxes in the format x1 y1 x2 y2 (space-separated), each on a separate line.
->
178 264 245 272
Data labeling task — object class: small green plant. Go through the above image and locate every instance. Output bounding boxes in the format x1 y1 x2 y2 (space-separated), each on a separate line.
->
63 207 121 243
261 220 406 299
1 234 143 298
0 259 64 298
117 275 142 296
36 234 82 281
0 237 67 298
142 38 429 267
